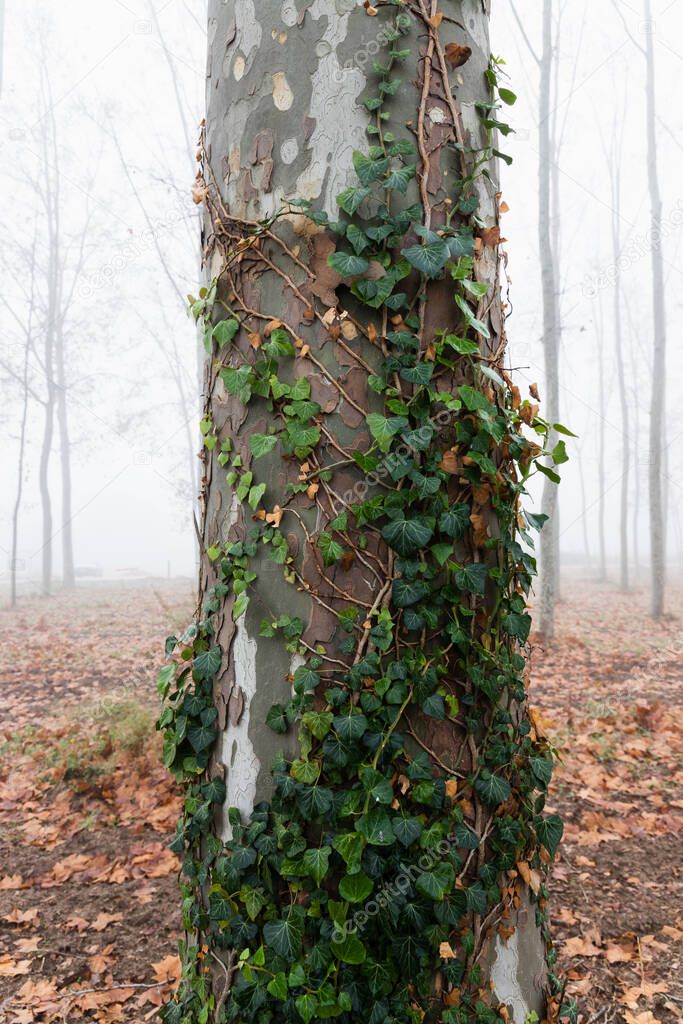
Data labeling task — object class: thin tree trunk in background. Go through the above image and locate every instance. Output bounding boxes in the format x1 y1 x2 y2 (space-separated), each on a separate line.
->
538 0 561 637
595 297 607 581
610 165 629 592
10 328 31 608
577 446 591 570
644 0 666 617
39 328 56 596
55 328 75 588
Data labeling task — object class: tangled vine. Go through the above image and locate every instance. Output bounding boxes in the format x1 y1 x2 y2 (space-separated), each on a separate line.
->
158 5 575 1023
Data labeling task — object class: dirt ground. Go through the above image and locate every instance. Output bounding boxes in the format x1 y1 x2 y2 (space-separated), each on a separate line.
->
0 579 680 1023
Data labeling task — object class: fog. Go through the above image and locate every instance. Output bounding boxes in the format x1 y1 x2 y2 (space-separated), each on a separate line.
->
1 0 681 592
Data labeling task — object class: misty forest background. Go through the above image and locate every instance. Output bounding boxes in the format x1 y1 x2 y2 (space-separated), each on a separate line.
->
1 0 682 624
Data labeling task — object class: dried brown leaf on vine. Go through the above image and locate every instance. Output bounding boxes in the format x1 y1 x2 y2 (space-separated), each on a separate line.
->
341 321 358 341
439 941 456 959
445 42 471 67
470 509 489 547
440 449 459 474
519 402 539 425
529 382 540 400
264 319 282 337
248 332 262 350
266 506 284 527
341 552 355 571
480 226 502 248
445 778 458 799
428 13 444 29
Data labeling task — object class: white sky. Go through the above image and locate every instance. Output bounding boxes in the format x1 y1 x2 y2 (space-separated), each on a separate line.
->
0 0 681 586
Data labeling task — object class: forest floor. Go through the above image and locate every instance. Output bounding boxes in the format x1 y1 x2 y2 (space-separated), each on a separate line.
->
0 579 680 1023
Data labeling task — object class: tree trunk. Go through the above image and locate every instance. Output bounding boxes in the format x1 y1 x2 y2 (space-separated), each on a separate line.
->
644 0 666 618
537 0 561 638
610 168 629 592
55 326 75 588
159 4 566 1023
10 334 31 608
39 339 55 597
595 298 607 582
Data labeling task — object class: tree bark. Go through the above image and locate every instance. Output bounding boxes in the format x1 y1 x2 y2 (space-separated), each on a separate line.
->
170 2 562 1021
610 165 629 592
644 0 666 618
10 325 31 608
594 297 607 582
55 325 75 589
537 0 561 638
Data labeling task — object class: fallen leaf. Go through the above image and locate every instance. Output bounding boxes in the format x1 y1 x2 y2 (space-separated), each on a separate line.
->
152 954 182 984
91 912 124 932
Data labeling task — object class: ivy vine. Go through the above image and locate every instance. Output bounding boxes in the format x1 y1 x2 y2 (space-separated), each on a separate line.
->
158 6 576 1024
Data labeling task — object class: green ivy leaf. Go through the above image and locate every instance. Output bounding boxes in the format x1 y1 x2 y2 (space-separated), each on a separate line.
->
327 251 370 277
381 516 434 556
331 930 367 965
353 150 390 185
536 813 563 857
194 646 221 681
391 814 423 847
530 756 552 789
266 703 289 734
474 771 511 807
355 806 395 846
454 563 487 595
319 532 345 566
295 994 318 1024
339 871 373 903
267 972 289 1001
332 832 365 873
263 911 304 960
502 610 532 641
249 433 278 459
303 845 331 885
415 861 454 900
392 578 430 608
337 185 372 215
366 413 408 453
212 318 240 347
401 239 450 277
302 711 334 740
439 504 470 539
552 440 569 465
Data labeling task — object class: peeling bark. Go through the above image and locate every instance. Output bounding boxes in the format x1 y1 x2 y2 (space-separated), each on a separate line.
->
199 0 551 1017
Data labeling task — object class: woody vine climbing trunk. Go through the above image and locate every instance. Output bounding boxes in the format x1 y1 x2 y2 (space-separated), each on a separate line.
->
159 3 569 1023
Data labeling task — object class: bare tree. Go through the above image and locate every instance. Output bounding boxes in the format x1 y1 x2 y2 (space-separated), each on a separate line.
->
644 0 666 616
611 0 667 615
594 296 608 582
512 0 562 637
608 150 630 591
0 232 40 606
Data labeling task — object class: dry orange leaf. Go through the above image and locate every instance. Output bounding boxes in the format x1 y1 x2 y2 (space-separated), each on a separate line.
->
91 912 124 932
444 42 471 67
152 954 182 985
